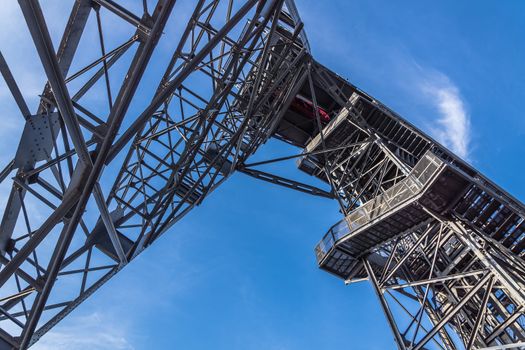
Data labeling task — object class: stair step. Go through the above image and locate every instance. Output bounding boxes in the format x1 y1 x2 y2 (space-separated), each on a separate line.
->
502 221 525 247
484 207 512 234
464 192 492 221
493 214 522 240
455 187 483 215
473 200 501 227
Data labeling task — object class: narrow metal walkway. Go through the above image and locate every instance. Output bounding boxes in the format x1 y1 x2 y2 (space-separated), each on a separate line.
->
315 150 468 279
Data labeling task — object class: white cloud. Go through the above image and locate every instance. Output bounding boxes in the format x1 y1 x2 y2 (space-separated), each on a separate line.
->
419 72 471 160
33 312 133 350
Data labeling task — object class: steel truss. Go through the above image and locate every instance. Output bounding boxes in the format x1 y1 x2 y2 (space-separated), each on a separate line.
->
365 218 525 350
304 72 525 349
1 1 524 350
0 0 308 348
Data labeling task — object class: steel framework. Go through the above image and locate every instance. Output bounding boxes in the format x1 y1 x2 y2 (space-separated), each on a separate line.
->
0 1 523 349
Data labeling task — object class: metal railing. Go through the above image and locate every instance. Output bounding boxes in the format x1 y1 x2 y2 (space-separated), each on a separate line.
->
315 151 444 263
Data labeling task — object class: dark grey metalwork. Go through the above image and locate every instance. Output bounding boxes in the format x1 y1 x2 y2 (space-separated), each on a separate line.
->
0 1 524 350
305 90 525 349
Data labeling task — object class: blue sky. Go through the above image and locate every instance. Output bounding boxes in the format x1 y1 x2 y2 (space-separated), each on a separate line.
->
1 1 525 349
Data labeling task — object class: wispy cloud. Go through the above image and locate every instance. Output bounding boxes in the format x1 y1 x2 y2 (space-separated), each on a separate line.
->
298 12 473 161
388 57 472 160
33 312 133 350
419 72 471 159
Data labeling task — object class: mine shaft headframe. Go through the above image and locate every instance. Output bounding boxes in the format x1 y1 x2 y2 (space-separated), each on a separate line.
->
360 218 525 350
0 0 307 348
4 0 525 349
301 63 525 348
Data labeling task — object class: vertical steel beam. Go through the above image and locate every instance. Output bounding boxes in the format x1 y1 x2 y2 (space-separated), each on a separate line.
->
18 0 127 266
363 258 408 350
0 0 91 256
467 276 495 349
18 0 91 165
413 273 493 350
14 0 176 346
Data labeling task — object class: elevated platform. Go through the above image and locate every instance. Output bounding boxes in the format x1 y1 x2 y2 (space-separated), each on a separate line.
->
315 150 471 280
281 65 525 283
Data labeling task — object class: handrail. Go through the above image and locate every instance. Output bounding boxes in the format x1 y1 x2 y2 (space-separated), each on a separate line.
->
315 151 443 263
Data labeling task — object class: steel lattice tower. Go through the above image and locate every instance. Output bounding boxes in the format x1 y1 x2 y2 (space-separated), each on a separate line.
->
0 1 524 349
